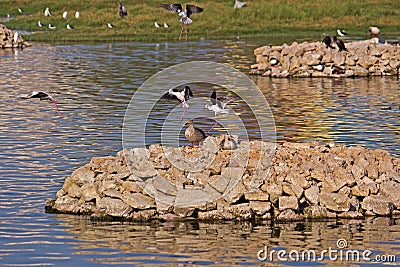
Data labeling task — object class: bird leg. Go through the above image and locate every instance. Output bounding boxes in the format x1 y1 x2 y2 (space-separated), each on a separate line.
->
207 120 218 134
51 100 63 117
180 101 187 122
179 22 184 40
185 24 188 41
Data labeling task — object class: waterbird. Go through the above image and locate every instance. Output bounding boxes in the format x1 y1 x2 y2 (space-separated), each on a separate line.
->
163 23 170 28
369 26 380 38
107 23 114 28
118 0 128 17
184 119 206 148
322 35 334 49
44 7 52 17
37 20 43 27
66 24 73 30
20 91 62 117
333 36 347 52
63 11 68 20
163 86 193 120
205 89 230 117
270 58 279 66
161 4 203 40
220 134 238 150
75 11 80 18
336 29 348 37
154 21 161 28
48 24 56 29
13 31 18 44
18 8 24 14
234 0 246 9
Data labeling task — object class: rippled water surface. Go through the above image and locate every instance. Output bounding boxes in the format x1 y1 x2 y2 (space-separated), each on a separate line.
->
0 39 399 266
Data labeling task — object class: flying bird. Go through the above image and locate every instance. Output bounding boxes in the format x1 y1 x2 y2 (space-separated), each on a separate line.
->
184 119 206 148
63 11 68 20
44 7 52 17
333 36 347 52
322 35 334 49
163 85 193 120
21 91 62 117
234 0 246 9
205 89 230 117
161 4 203 40
118 1 128 17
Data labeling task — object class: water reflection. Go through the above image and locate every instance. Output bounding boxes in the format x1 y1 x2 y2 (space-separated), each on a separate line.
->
0 40 399 266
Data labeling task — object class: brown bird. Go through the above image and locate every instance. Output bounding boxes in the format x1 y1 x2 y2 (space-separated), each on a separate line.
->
184 119 206 148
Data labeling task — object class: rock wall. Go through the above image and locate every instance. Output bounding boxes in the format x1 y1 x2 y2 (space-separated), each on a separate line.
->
250 39 400 77
46 136 400 221
0 24 31 48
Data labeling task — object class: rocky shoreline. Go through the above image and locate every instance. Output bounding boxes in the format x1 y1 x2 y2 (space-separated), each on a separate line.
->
46 136 400 222
0 24 31 48
249 39 400 77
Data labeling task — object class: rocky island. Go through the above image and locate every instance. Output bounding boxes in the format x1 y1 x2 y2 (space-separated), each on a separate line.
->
46 135 400 222
0 24 31 48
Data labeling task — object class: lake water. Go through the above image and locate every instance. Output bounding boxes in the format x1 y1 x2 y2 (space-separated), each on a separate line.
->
0 39 399 266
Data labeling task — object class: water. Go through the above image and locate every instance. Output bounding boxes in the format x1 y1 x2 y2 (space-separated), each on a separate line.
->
0 39 399 266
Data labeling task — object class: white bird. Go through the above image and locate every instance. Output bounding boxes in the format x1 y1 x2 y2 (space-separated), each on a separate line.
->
44 7 52 17
107 23 114 28
162 85 193 120
7 13 10 18
270 58 279 66
234 0 246 9
154 21 161 28
66 24 73 30
369 26 380 38
18 8 23 14
37 20 43 27
163 23 170 28
13 31 18 44
336 29 348 37
205 89 231 117
75 11 80 18
48 24 56 29
63 11 68 20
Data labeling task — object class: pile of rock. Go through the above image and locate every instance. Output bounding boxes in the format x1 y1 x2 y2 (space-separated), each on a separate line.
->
46 136 400 221
250 39 400 77
0 24 31 48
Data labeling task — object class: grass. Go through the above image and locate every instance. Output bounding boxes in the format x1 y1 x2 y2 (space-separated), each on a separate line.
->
1 0 399 42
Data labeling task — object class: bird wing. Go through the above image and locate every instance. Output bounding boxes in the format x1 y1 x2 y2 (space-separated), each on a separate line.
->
185 86 193 98
210 89 217 105
161 4 183 13
186 4 203 17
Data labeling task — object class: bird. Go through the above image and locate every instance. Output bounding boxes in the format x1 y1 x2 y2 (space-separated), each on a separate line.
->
333 36 347 52
270 58 279 66
48 24 56 29
44 7 52 17
204 88 230 117
62 11 68 20
369 26 380 38
118 0 128 17
234 0 246 9
75 11 80 18
162 85 193 120
184 119 206 148
336 29 348 37
107 23 114 28
154 21 161 28
161 4 203 40
13 31 18 44
331 66 345 75
220 134 238 150
66 24 73 30
37 20 43 27
163 23 170 28
20 91 62 117
322 35 334 49
18 8 24 14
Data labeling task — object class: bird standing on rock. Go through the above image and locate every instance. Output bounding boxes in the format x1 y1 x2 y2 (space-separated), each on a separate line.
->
184 119 206 148
369 26 380 38
322 35 334 49
161 3 203 40
333 36 347 52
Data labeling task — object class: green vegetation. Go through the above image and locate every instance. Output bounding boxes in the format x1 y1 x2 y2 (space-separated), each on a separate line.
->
1 0 399 42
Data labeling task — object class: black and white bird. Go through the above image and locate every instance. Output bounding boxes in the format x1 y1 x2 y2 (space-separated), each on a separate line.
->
21 91 62 117
37 20 43 27
66 24 73 30
154 21 161 28
161 4 203 40
234 0 246 9
333 36 347 52
18 8 24 14
62 11 68 20
163 22 170 28
336 29 348 37
107 23 114 28
163 85 193 120
205 89 230 117
322 35 334 49
44 7 52 17
118 0 128 17
48 24 56 29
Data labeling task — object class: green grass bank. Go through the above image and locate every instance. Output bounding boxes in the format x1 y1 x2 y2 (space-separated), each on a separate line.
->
1 0 399 42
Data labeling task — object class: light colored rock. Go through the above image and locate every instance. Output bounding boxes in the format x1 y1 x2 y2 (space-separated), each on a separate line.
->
279 196 298 210
320 192 351 212
361 195 393 215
